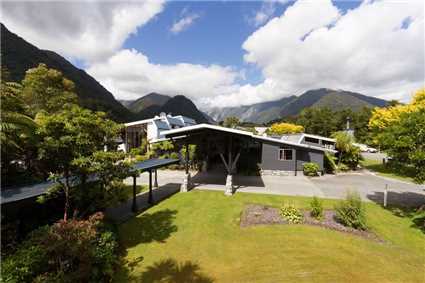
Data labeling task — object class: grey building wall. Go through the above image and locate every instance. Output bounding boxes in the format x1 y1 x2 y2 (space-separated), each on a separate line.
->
260 142 324 172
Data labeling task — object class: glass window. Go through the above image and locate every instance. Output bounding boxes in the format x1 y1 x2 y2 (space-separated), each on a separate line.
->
279 148 293 160
305 137 319 144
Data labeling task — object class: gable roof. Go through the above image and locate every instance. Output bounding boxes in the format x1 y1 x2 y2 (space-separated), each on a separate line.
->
162 124 336 153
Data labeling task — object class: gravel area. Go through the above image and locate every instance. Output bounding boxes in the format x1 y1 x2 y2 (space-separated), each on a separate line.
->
240 205 383 242
240 204 286 227
302 209 383 242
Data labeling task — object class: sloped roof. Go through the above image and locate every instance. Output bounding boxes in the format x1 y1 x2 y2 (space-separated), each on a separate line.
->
162 124 336 153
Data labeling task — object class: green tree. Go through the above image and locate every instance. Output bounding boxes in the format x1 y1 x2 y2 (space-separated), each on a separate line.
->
223 116 240 128
21 63 78 116
0 80 37 183
296 107 338 137
267 122 304 135
377 107 425 183
331 131 361 169
36 106 123 220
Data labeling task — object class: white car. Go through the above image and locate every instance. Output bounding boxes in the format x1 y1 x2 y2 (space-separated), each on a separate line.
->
367 147 378 153
356 144 369 152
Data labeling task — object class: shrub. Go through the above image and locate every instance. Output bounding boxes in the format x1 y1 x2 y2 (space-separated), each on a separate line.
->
324 152 337 173
337 163 349 172
1 212 119 283
280 204 304 224
268 122 304 135
310 196 323 219
303 162 320 176
1 240 48 283
334 192 367 230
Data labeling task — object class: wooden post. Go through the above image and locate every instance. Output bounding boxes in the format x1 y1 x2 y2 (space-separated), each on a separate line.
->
148 170 153 204
294 149 297 176
384 184 388 207
185 142 189 174
132 175 137 212
125 128 128 153
154 169 158 188
228 136 232 174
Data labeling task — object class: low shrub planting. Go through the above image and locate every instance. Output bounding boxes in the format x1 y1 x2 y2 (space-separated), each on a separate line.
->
334 191 367 230
280 204 304 224
1 212 119 283
303 162 320 176
337 163 350 172
324 152 337 174
310 196 323 219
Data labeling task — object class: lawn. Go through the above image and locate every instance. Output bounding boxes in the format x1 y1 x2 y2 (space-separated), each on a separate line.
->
361 159 417 184
116 191 424 283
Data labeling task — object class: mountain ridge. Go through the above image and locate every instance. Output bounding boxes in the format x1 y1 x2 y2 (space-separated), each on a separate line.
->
206 88 389 123
1 23 134 122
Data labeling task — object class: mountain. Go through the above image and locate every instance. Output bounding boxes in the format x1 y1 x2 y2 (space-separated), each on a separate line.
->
119 100 135 108
129 94 209 123
126 93 171 113
206 88 389 123
1 24 134 122
207 96 297 124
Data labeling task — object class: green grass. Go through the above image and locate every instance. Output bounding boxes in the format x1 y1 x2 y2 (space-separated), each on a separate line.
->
116 191 425 283
361 159 416 183
122 185 147 200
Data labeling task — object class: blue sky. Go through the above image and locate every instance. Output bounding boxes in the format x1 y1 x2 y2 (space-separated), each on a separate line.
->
121 1 361 85
2 0 423 106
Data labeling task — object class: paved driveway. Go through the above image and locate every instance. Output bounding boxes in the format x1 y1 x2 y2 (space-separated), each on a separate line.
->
126 170 425 207
311 172 425 207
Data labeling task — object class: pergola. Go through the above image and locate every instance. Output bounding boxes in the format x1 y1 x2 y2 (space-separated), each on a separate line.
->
129 158 179 212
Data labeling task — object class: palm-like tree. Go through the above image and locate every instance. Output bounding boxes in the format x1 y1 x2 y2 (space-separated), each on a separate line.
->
1 81 37 175
332 131 354 165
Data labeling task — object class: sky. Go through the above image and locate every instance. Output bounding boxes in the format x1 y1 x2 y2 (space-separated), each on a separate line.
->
1 0 424 109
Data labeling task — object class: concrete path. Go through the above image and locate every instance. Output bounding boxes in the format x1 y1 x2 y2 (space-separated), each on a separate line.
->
122 169 425 209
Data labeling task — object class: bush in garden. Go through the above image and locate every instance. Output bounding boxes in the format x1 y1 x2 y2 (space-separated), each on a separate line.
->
280 204 304 224
1 212 118 283
334 191 367 230
324 152 337 173
303 162 320 176
1 230 48 283
337 163 349 172
310 196 324 219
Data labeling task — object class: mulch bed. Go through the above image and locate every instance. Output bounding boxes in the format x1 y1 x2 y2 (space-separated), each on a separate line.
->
240 204 287 227
240 204 383 242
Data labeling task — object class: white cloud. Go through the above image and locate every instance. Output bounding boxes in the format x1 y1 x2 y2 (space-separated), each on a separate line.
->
232 0 424 105
1 0 164 63
86 49 241 102
252 2 277 27
2 0 423 108
170 12 200 34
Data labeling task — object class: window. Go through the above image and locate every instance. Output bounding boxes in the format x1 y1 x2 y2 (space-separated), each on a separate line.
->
279 148 293 161
305 137 319 144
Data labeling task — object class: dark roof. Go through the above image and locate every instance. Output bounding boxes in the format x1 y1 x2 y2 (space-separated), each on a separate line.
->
1 180 56 204
1 158 179 205
131 158 179 172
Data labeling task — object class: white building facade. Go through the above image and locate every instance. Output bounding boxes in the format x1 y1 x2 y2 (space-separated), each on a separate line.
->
121 113 196 152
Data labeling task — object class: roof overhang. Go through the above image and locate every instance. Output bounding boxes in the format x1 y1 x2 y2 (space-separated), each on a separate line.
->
125 118 153 127
162 124 337 153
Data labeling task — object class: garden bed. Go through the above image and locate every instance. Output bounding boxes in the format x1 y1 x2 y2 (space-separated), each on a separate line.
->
240 204 383 242
240 204 287 227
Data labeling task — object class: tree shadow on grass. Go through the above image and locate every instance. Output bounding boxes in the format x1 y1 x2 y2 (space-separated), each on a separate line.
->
367 191 425 233
122 209 178 248
139 258 214 283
